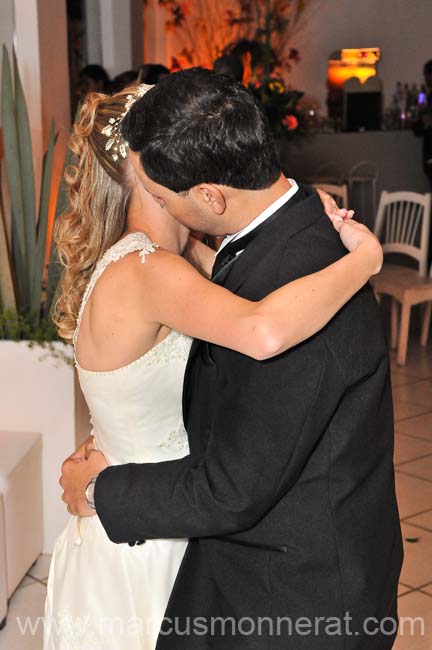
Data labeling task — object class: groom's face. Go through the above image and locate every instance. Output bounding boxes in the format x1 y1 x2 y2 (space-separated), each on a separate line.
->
129 152 228 235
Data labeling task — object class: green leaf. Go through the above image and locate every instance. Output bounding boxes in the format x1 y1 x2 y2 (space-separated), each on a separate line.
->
1 45 28 310
13 49 36 281
31 120 56 320
0 199 17 312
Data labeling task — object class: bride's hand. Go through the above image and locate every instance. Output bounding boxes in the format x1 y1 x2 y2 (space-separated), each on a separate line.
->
84 437 97 460
60 449 109 517
335 219 383 275
316 188 355 225
68 435 95 462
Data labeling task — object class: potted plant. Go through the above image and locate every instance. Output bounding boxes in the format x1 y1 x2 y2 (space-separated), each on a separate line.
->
0 46 90 553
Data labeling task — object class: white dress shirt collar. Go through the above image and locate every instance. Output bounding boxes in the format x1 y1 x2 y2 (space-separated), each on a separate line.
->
217 179 299 256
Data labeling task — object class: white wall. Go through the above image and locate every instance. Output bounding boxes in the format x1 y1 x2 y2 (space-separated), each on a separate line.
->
289 0 432 111
86 0 144 76
0 0 14 59
100 0 133 76
85 0 103 65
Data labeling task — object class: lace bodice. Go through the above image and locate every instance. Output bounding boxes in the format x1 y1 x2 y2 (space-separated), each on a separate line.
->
74 232 192 465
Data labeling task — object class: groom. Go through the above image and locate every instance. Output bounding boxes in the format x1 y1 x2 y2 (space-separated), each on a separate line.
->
61 69 402 649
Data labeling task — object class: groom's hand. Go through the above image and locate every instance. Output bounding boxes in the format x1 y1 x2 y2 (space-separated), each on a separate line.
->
60 450 109 517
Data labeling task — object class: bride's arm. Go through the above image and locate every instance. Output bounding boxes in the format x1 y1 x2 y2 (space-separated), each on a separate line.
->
140 220 382 360
183 190 354 279
183 236 214 279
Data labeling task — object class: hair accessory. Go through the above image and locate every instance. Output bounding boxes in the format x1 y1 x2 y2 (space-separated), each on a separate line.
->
101 83 153 162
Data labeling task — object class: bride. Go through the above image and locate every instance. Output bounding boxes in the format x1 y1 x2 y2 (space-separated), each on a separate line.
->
44 83 382 649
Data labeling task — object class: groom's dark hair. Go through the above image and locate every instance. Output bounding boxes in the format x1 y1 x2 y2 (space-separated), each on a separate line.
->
121 67 281 193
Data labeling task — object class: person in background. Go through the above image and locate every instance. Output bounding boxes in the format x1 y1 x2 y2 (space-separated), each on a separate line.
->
138 64 170 85
78 64 111 98
111 70 139 94
413 59 432 265
213 54 244 83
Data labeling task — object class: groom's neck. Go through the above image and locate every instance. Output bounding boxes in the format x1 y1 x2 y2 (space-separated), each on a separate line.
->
222 174 293 235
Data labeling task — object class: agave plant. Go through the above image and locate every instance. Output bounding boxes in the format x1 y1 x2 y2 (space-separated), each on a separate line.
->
0 192 15 312
0 45 63 334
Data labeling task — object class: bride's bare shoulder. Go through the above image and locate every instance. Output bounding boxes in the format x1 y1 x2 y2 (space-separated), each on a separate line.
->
89 246 180 314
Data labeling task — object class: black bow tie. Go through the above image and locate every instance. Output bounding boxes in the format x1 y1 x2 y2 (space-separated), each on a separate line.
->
211 229 261 280
211 186 305 282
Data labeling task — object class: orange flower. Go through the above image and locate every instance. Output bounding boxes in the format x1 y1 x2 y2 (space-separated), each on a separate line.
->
282 114 298 131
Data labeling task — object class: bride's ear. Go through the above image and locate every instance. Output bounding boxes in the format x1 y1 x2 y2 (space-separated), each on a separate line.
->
194 184 226 215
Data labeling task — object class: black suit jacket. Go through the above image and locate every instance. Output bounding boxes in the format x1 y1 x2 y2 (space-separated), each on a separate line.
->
95 189 403 650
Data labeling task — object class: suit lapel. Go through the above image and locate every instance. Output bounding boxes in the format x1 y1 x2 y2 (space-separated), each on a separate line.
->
223 192 324 294
182 191 325 428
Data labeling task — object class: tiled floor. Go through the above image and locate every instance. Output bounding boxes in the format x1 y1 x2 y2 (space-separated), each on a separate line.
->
390 342 432 650
0 343 431 650
0 555 49 649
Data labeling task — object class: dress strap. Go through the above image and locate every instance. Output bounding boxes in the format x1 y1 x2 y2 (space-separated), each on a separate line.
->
73 232 159 346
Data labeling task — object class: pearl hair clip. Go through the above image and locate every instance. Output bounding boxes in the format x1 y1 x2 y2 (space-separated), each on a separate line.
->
101 83 154 162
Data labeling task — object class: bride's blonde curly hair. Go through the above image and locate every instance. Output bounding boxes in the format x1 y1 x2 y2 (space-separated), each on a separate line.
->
53 87 137 342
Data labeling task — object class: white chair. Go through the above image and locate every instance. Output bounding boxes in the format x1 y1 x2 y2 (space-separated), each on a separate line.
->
313 183 348 209
0 494 7 629
311 161 344 185
371 191 432 365
348 160 379 226
0 431 43 601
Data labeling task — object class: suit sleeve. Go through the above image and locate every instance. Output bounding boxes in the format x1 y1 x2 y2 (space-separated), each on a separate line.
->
94 334 344 544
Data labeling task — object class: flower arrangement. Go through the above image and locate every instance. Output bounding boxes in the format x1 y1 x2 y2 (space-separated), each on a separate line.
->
251 77 308 138
157 0 320 74
153 0 323 138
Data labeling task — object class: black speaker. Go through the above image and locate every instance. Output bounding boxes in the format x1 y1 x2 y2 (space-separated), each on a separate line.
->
344 92 382 131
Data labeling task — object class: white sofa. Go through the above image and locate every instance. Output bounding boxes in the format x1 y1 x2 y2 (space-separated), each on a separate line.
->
0 431 43 614
0 493 7 628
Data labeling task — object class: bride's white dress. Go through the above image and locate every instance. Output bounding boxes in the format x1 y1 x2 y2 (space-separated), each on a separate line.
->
44 233 192 650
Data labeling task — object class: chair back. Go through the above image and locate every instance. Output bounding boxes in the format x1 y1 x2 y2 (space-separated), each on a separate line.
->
313 183 348 209
312 161 344 185
348 160 379 181
348 159 379 225
374 191 431 276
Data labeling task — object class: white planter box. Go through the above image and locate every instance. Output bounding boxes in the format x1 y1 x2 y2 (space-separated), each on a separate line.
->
0 341 91 552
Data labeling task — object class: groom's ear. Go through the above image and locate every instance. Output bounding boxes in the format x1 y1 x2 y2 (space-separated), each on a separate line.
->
193 184 226 215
